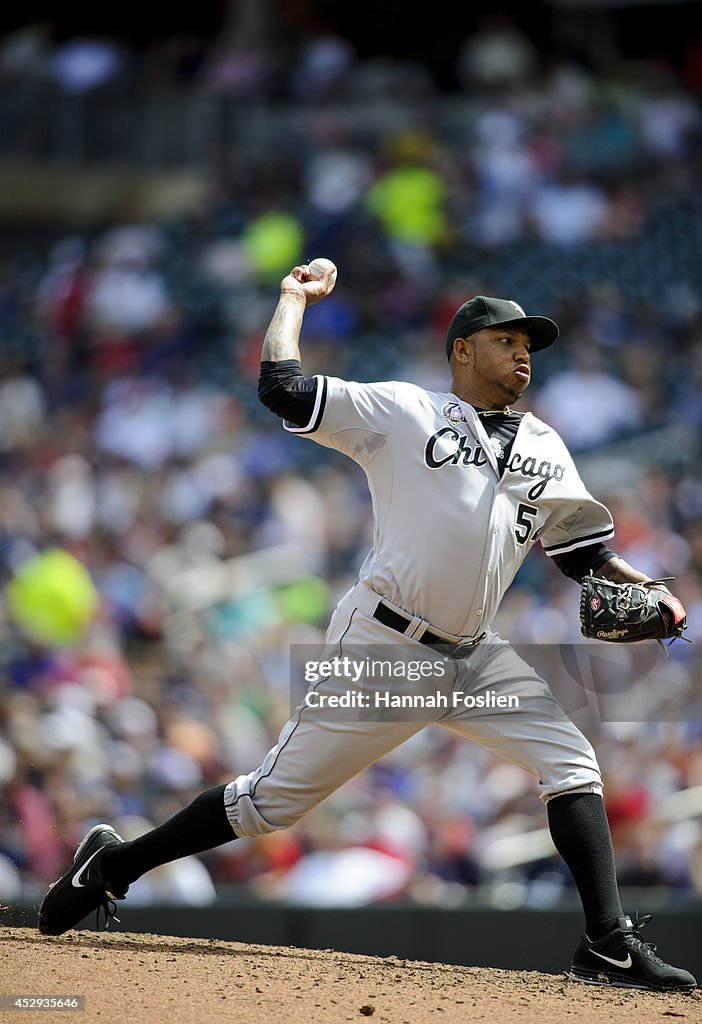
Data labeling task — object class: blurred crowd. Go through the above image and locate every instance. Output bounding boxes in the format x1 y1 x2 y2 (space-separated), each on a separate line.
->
1 14 702 911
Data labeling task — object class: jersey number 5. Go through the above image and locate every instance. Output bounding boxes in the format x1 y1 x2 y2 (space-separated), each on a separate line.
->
515 502 538 545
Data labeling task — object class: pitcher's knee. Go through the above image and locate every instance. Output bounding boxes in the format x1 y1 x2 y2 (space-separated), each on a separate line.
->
224 777 301 837
539 767 603 804
542 779 604 804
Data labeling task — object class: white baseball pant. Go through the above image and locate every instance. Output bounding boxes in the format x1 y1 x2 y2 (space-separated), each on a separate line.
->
224 583 602 837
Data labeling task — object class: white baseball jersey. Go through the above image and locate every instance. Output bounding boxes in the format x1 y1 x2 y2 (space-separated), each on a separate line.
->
224 373 609 836
285 377 614 638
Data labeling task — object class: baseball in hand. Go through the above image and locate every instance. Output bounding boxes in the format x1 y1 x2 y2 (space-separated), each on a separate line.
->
308 258 337 291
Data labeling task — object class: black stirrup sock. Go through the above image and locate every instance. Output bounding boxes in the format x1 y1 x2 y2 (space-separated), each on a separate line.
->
101 784 236 890
547 791 624 940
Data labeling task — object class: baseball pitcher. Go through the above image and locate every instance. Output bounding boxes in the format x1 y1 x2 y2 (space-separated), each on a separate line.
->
38 262 695 992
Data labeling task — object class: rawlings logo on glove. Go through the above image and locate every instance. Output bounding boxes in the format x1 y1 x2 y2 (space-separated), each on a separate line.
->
580 575 692 653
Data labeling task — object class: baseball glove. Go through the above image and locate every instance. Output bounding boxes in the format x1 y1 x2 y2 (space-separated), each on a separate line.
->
580 575 691 652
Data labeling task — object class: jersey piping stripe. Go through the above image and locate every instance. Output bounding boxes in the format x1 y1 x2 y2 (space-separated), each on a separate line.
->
283 375 327 434
543 527 615 557
246 606 358 805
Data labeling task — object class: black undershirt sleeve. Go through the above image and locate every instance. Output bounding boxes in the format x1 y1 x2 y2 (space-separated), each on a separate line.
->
551 543 616 584
258 360 319 427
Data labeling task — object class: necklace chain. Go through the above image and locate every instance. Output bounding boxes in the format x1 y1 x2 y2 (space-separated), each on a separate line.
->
476 406 510 416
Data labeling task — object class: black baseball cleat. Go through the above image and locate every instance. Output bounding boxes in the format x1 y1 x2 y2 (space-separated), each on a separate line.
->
38 824 128 936
569 914 697 992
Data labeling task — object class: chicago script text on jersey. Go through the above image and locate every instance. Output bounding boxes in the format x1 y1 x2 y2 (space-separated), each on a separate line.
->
423 428 565 499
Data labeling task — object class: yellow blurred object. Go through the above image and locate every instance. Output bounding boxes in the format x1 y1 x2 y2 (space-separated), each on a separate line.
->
5 548 99 646
242 211 304 282
276 576 330 624
366 165 447 246
382 130 437 163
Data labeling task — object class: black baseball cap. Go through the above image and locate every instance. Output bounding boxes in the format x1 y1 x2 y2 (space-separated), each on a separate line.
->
445 295 559 360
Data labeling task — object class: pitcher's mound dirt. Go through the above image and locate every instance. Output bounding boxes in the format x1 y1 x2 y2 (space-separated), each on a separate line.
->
2 926 700 1024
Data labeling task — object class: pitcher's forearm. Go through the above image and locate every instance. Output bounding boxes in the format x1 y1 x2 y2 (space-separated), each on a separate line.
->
597 556 653 585
261 293 307 362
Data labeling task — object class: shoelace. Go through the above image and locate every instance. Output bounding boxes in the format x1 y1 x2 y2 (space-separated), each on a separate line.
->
624 913 668 967
95 894 122 932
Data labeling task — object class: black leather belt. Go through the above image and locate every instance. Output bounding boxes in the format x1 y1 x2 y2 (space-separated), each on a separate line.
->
373 601 484 648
